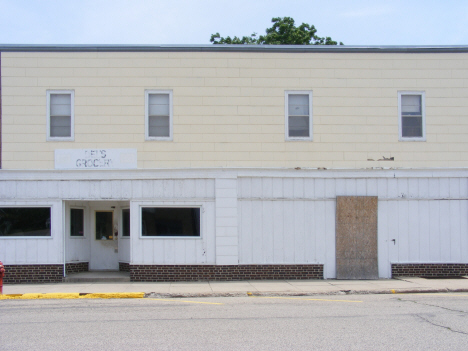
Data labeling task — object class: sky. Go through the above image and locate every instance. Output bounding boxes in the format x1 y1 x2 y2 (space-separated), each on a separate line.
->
0 0 467 46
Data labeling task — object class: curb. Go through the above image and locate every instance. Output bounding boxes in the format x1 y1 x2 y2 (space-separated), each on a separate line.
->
145 288 468 298
2 288 468 300
0 292 145 300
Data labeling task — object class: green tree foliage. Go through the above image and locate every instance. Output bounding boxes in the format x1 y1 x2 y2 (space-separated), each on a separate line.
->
211 17 343 45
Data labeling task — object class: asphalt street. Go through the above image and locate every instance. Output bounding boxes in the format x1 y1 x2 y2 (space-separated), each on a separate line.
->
1 293 467 350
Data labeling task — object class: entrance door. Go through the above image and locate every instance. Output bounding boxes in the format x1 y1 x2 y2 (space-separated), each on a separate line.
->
336 196 378 279
90 210 119 270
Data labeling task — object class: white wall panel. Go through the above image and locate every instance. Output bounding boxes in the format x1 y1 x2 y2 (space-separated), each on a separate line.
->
215 178 239 265
131 200 215 265
0 200 63 264
239 176 468 279
0 178 215 201
378 199 468 278
1 171 467 275
238 176 468 200
118 238 130 263
238 198 335 268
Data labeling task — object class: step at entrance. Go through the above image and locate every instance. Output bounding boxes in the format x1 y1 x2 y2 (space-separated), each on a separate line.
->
63 271 130 283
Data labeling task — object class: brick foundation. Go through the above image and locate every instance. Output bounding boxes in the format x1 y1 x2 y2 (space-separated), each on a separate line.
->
119 262 130 272
130 264 324 282
65 262 88 274
392 263 468 278
3 264 63 284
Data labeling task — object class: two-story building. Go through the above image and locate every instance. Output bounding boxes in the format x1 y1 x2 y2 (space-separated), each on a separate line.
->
1 44 467 283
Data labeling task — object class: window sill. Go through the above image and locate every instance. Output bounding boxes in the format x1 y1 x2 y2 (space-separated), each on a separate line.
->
0 236 53 239
286 137 313 141
145 137 173 141
47 137 74 142
399 137 426 142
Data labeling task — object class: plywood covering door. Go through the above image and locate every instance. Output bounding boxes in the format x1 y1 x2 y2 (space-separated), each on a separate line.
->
336 196 378 279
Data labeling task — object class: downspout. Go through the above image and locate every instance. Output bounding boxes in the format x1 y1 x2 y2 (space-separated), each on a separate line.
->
0 51 2 169
63 201 66 278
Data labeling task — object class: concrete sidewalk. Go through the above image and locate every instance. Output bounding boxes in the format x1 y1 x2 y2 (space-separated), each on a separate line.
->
3 277 468 298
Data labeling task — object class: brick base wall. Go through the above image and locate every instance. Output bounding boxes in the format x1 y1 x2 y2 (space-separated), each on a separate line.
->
119 262 130 272
3 264 63 284
130 264 324 282
392 263 468 278
65 262 88 274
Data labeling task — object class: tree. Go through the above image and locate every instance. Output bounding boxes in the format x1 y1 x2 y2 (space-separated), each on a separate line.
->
210 17 343 45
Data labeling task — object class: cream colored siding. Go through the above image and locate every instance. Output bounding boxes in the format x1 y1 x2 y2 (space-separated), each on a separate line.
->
2 51 468 169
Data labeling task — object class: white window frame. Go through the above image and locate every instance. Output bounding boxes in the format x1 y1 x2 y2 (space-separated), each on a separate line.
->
0 205 54 239
398 91 426 141
46 90 75 141
145 90 173 141
285 90 313 141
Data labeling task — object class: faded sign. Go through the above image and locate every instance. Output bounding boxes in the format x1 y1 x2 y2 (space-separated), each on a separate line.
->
55 149 137 169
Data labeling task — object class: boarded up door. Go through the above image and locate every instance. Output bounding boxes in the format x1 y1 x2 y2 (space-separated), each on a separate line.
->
336 196 378 279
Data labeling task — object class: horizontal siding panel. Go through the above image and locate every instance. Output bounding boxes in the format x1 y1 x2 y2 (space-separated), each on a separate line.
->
2 51 468 170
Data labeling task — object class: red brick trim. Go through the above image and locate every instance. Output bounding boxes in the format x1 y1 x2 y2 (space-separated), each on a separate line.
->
65 262 88 274
392 263 468 278
3 264 63 284
130 264 324 282
119 262 130 272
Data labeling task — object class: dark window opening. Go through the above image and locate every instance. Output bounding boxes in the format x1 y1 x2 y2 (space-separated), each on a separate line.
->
141 207 200 237
70 208 84 237
0 207 51 237
122 209 130 237
95 211 113 240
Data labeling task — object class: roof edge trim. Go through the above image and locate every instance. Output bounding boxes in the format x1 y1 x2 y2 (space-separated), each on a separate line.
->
1 44 468 53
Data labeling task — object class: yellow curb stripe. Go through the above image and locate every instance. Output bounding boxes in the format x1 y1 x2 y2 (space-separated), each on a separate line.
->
147 298 223 305
0 292 145 300
249 296 362 303
395 293 468 296
79 293 145 299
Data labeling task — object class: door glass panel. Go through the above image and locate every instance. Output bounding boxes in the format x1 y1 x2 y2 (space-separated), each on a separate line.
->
95 211 113 240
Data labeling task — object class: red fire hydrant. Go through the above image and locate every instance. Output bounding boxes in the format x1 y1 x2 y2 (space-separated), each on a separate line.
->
0 261 5 295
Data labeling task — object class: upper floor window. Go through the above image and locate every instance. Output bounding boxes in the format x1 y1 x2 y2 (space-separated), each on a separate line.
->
398 91 426 141
145 90 173 141
47 90 74 141
285 91 313 141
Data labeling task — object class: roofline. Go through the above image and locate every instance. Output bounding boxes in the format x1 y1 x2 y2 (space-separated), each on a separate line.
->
1 44 468 53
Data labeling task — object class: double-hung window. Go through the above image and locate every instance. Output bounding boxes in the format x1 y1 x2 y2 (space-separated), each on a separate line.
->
398 91 426 141
285 91 313 141
145 90 173 141
47 90 74 141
